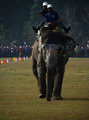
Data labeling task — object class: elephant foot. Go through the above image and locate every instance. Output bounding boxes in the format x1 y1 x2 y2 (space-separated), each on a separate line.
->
47 97 51 101
53 96 63 100
39 94 46 99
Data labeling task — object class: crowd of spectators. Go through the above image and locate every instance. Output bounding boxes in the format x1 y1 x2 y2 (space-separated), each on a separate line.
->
0 45 32 58
0 43 89 58
71 46 89 57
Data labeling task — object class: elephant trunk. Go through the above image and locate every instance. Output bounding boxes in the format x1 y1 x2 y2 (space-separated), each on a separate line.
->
46 63 55 101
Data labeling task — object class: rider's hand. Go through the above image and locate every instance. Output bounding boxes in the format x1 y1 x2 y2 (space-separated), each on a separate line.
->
47 22 51 25
57 19 62 22
38 11 42 14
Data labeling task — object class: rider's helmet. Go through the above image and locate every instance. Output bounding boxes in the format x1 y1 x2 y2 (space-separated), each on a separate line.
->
47 4 52 8
43 2 48 6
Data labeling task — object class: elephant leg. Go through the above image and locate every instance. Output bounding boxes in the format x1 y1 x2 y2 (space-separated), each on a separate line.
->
32 57 38 80
64 56 69 65
52 62 65 100
37 54 46 98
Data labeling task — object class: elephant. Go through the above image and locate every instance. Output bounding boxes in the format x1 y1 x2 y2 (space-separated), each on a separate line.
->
32 27 76 101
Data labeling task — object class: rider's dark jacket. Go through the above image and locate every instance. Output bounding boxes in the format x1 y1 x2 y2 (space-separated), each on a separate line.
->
41 9 48 17
44 10 65 30
45 10 59 23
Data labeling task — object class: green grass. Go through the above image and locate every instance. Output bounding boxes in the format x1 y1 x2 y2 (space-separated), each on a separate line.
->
0 58 89 120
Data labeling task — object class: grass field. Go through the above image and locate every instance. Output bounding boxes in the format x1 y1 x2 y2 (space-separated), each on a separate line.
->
0 58 89 120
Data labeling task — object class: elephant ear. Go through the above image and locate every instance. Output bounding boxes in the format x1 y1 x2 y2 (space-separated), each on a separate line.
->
40 27 50 43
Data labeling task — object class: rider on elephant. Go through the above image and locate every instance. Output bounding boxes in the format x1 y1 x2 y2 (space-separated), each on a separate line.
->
44 4 70 33
32 2 48 33
32 3 70 33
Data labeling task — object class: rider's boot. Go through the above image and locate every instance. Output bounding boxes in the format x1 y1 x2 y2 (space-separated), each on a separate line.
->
32 26 39 33
64 26 71 33
32 22 45 33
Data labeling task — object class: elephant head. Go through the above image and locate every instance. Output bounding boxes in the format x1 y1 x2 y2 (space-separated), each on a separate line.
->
43 43 65 101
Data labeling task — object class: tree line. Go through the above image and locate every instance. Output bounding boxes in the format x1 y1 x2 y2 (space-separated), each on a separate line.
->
0 0 89 46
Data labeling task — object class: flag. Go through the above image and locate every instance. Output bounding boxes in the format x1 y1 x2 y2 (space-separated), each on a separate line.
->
1 60 3 64
4 60 6 64
10 58 12 62
7 59 9 63
13 57 16 61
15 58 17 62
19 57 21 61
26 56 28 60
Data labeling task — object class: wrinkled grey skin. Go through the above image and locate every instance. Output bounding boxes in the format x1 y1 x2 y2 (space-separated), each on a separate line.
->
45 47 67 100
32 28 75 101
